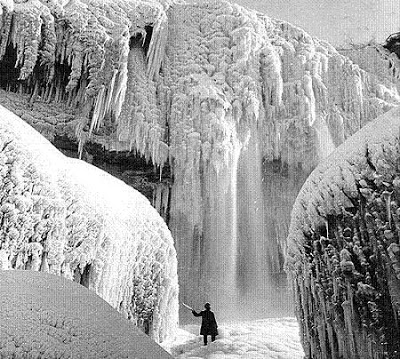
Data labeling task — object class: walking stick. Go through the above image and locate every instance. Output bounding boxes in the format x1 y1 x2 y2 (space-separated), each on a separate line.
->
182 302 194 311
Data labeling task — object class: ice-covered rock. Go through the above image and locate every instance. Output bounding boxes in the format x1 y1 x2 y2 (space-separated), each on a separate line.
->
286 106 400 358
0 270 173 358
0 105 178 342
340 43 400 93
1 0 400 318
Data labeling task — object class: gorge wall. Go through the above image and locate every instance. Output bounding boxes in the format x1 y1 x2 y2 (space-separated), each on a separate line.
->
0 0 399 320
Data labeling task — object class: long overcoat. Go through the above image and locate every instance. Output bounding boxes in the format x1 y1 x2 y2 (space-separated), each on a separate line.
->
192 309 218 336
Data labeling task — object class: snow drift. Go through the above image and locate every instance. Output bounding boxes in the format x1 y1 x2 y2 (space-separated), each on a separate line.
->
0 270 173 358
286 106 400 358
0 105 178 342
1 0 400 319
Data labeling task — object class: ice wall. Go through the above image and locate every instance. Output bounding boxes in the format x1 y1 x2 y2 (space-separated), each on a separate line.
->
286 107 400 358
0 0 399 320
0 105 178 343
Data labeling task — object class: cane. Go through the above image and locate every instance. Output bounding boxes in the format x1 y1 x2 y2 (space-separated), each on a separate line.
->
182 302 194 311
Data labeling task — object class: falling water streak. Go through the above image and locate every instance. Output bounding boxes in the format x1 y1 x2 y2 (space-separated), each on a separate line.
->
237 131 269 297
313 116 337 161
230 140 242 301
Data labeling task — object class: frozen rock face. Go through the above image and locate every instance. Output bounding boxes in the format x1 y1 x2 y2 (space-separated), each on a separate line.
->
286 107 400 358
340 44 400 93
0 106 178 343
0 0 399 319
0 270 173 358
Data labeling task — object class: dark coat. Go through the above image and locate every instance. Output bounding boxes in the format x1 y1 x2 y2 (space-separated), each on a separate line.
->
192 309 218 336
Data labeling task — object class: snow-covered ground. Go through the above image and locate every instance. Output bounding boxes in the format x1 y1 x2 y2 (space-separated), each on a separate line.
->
163 318 304 359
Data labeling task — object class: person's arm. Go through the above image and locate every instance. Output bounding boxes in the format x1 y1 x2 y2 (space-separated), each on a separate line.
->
192 310 202 317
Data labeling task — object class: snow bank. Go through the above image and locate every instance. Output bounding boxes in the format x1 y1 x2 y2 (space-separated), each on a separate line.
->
0 105 178 342
0 270 173 358
286 106 400 358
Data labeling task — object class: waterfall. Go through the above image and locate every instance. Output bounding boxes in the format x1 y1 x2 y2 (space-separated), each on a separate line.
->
201 135 242 320
5 0 400 328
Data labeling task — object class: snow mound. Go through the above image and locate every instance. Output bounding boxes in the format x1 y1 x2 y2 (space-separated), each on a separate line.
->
0 270 172 358
287 106 400 263
286 106 400 358
0 105 178 342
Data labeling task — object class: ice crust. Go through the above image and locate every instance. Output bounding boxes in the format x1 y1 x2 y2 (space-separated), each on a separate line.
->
0 105 178 342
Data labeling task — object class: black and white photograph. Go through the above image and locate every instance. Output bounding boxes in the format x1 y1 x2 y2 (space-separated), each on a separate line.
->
0 0 400 357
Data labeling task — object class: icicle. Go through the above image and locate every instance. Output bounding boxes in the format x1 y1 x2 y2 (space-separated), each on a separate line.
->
112 67 128 123
0 249 9 270
260 43 283 107
0 11 12 59
104 69 118 117
146 11 168 81
89 85 106 137
40 251 49 272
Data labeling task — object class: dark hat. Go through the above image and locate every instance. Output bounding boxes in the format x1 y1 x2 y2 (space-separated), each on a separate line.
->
204 302 211 309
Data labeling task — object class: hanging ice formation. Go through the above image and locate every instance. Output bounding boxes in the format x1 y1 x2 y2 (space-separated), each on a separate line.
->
0 0 399 319
0 106 179 343
286 106 400 359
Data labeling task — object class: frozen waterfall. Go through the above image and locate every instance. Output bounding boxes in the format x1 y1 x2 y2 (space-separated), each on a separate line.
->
0 0 400 325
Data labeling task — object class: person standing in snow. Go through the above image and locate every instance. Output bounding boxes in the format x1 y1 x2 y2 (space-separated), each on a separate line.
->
192 302 218 345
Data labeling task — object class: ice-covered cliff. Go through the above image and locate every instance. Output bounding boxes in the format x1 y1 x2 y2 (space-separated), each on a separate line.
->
340 43 400 93
286 107 400 358
0 105 178 342
0 270 173 358
0 0 399 318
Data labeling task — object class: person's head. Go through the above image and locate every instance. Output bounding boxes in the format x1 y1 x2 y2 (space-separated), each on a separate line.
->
204 302 211 310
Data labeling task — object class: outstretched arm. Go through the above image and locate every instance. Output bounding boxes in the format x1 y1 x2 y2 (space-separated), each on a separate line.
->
192 310 202 317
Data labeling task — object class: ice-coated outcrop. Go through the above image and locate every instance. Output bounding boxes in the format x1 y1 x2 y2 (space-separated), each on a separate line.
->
286 107 400 358
1 0 400 318
340 44 400 93
0 270 173 358
0 105 178 343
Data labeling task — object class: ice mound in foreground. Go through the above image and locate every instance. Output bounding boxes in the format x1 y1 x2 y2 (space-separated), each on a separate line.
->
0 270 173 358
286 106 400 358
0 105 178 342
